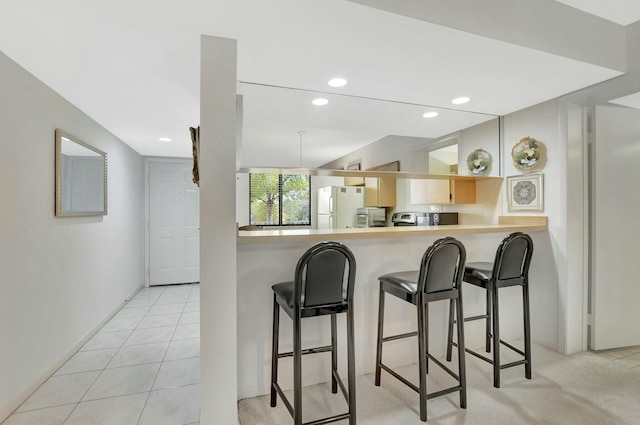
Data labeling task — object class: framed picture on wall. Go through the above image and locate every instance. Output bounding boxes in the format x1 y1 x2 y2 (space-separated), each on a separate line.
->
507 173 543 212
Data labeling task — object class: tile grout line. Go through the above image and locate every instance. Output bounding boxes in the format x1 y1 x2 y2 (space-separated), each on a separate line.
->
135 285 191 425
61 286 167 425
4 284 203 425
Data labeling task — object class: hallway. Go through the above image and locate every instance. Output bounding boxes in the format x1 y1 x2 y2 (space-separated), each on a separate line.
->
3 284 200 425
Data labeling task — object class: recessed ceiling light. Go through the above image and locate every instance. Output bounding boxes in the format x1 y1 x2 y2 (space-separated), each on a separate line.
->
158 137 172 142
328 77 347 88
312 98 329 106
422 111 439 118
452 96 470 105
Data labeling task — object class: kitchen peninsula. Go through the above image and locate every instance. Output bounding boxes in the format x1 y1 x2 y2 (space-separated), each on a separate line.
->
236 209 548 400
237 216 547 243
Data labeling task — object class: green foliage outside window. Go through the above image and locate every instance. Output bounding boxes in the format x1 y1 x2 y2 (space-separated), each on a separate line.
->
250 174 311 226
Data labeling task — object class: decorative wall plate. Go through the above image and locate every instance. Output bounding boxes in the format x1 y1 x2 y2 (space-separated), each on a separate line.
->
511 137 544 171
466 148 492 175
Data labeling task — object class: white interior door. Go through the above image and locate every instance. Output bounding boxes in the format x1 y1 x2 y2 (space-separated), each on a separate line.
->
149 161 200 286
590 106 640 349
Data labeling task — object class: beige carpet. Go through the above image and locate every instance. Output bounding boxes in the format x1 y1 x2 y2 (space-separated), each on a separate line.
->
238 343 640 424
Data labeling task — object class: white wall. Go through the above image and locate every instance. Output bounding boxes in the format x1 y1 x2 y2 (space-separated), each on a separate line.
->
0 51 144 421
502 100 562 352
322 135 430 172
626 20 640 72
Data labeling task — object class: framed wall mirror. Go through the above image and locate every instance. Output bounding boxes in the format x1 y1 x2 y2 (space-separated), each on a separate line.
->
55 128 107 217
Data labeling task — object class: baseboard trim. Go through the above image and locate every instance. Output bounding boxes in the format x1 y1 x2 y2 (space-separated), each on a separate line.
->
0 284 143 423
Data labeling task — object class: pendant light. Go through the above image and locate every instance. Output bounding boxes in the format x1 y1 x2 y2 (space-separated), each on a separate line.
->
298 131 306 167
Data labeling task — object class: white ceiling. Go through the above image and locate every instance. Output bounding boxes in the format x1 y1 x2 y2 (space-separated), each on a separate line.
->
1 0 640 166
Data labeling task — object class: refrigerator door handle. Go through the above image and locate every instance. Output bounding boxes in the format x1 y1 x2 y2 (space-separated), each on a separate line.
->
329 215 334 229
329 196 334 214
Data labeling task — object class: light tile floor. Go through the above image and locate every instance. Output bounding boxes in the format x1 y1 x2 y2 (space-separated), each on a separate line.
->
591 345 640 371
5 284 640 425
240 342 640 425
2 284 200 425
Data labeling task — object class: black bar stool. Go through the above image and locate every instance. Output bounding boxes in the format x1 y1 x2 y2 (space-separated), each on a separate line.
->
374 237 467 422
446 232 533 388
270 241 357 425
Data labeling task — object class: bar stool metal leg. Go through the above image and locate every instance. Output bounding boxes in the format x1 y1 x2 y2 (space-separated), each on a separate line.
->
456 293 467 408
425 302 430 375
523 284 532 379
293 314 302 425
485 290 492 353
374 286 385 386
331 313 338 394
347 304 357 425
491 284 500 388
417 299 428 421
446 299 455 362
270 295 280 407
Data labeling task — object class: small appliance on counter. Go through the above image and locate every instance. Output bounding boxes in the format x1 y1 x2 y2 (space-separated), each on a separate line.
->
391 211 459 226
356 207 386 228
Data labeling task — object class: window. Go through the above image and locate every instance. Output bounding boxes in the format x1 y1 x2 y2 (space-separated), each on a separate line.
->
249 173 311 226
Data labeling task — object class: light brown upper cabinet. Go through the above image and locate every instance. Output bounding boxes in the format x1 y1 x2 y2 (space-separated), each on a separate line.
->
365 177 396 207
409 178 476 205
344 176 365 186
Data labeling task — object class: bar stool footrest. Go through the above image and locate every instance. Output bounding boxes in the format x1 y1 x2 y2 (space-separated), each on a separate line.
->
379 360 463 399
332 370 349 403
382 331 417 343
425 352 460 381
272 381 352 425
272 382 294 416
499 339 525 356
278 345 333 358
379 363 420 393
305 412 351 425
427 385 464 400
456 314 490 323
464 347 494 365
500 359 528 370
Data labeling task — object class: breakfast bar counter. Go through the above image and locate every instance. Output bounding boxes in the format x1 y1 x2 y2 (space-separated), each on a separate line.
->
237 216 547 244
236 216 549 400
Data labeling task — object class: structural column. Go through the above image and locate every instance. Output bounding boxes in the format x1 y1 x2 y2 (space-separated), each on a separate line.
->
199 35 238 425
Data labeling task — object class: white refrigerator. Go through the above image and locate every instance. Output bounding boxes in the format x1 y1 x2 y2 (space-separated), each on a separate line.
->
317 186 365 229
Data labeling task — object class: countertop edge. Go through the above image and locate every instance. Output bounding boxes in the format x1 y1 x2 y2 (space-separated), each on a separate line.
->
237 223 547 244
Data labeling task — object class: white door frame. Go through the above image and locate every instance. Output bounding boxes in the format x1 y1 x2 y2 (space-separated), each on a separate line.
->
144 156 196 287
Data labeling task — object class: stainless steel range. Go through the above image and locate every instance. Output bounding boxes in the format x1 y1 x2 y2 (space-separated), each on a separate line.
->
391 211 458 226
391 212 428 226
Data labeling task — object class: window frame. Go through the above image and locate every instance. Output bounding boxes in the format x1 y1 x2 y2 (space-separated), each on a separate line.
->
248 173 312 227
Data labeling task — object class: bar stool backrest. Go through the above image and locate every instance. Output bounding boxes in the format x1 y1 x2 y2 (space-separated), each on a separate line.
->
294 241 356 309
418 237 466 295
493 232 534 284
